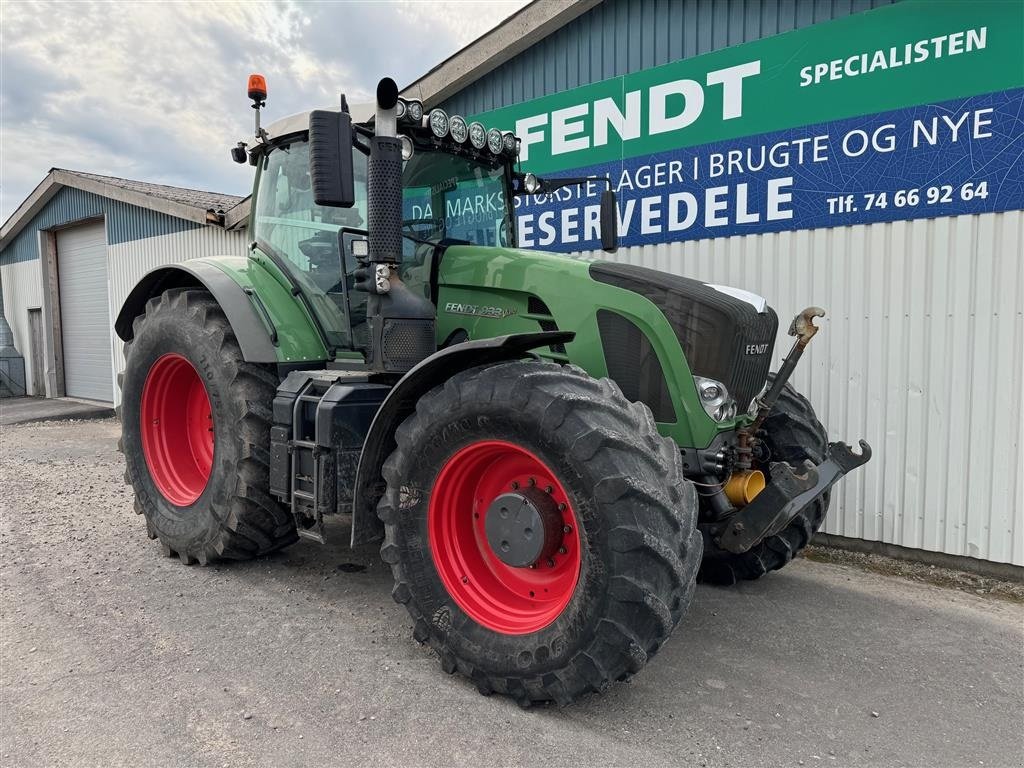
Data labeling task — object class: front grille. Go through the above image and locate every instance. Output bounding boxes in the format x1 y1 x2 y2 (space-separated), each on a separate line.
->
590 263 777 411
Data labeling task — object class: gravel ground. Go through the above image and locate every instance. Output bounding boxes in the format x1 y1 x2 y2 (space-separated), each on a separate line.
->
2 418 1022 768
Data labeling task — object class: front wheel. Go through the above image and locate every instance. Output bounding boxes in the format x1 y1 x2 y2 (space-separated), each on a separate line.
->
377 361 701 705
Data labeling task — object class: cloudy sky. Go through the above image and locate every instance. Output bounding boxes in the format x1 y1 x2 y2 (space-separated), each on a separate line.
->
1 0 529 220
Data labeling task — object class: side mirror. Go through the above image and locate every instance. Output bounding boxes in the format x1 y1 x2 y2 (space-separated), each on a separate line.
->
309 109 355 207
600 189 618 253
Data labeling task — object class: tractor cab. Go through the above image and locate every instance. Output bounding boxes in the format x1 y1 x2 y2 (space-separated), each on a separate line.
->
239 85 616 361
243 96 527 359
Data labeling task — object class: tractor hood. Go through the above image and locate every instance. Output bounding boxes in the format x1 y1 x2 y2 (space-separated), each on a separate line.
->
587 262 779 413
435 245 778 446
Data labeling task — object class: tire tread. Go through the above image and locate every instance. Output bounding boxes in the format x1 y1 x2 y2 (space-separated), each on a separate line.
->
378 360 701 705
119 288 297 565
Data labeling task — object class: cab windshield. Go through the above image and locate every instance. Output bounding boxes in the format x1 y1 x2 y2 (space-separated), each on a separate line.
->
401 151 513 248
251 138 512 353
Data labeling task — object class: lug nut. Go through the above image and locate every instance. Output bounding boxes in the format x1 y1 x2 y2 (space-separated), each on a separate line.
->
546 558 555 567
562 525 572 533
528 477 536 487
545 485 553 494
558 503 566 512
558 547 567 555
511 481 519 490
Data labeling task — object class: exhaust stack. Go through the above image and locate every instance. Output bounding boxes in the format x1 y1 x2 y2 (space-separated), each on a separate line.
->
366 78 404 273
363 77 436 375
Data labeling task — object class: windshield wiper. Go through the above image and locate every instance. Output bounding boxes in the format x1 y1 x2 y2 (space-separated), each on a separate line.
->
402 232 438 246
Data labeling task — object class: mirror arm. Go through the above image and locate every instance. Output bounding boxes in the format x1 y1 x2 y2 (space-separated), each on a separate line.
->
544 176 611 192
511 173 613 196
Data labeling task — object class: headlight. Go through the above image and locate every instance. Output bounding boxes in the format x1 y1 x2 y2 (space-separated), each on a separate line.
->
406 100 423 123
395 100 407 119
694 376 737 422
428 108 449 138
487 128 504 154
523 173 541 194
399 134 414 160
502 131 518 155
449 115 469 144
468 121 487 149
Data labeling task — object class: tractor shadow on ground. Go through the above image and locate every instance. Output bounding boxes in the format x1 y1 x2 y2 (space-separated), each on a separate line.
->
202 515 816 688
223 515 396 589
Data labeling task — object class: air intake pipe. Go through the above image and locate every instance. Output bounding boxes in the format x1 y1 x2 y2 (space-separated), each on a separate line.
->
363 77 436 374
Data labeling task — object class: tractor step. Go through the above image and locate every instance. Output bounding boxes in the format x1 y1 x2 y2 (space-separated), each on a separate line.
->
288 379 329 543
296 526 327 544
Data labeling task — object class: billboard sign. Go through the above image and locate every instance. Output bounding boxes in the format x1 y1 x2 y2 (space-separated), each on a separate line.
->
469 0 1024 251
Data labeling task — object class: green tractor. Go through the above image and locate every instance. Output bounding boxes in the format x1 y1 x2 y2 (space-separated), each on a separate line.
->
115 76 869 705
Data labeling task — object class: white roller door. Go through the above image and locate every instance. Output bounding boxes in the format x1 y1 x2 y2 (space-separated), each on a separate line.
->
57 221 113 402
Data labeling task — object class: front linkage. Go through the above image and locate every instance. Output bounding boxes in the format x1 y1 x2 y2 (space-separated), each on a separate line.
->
705 307 871 555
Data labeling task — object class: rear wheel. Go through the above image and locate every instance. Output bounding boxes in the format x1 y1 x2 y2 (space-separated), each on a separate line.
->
378 361 701 705
698 376 829 585
120 288 297 564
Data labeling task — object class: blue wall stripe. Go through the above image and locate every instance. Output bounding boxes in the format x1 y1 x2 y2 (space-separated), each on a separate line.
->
442 0 899 116
0 186 202 266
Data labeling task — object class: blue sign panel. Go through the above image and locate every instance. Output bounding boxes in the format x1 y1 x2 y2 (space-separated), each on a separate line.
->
512 89 1024 252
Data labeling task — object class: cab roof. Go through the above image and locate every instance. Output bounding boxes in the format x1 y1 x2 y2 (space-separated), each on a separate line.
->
263 101 376 141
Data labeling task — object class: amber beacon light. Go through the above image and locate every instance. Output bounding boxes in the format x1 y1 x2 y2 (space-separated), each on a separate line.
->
247 74 267 103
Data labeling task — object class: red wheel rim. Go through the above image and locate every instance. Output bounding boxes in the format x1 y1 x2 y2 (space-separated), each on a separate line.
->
140 353 214 506
428 440 582 635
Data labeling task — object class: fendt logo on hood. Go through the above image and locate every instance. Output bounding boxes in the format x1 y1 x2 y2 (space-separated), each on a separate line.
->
745 343 770 355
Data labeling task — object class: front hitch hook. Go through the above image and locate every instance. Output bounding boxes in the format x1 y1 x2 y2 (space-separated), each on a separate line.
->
789 306 826 347
748 306 827 433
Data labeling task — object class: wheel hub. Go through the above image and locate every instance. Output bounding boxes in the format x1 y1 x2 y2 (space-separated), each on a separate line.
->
484 489 562 568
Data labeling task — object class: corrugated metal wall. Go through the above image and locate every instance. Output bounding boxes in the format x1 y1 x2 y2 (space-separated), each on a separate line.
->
107 226 248 403
443 0 898 116
588 212 1023 566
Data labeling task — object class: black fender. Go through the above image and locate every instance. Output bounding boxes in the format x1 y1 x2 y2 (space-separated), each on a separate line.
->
350 330 575 546
114 263 278 363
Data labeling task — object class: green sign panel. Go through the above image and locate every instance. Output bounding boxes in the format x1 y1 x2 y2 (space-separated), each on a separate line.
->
476 0 1023 175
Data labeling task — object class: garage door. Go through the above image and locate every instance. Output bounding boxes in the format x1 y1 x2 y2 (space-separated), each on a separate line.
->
57 221 113 402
